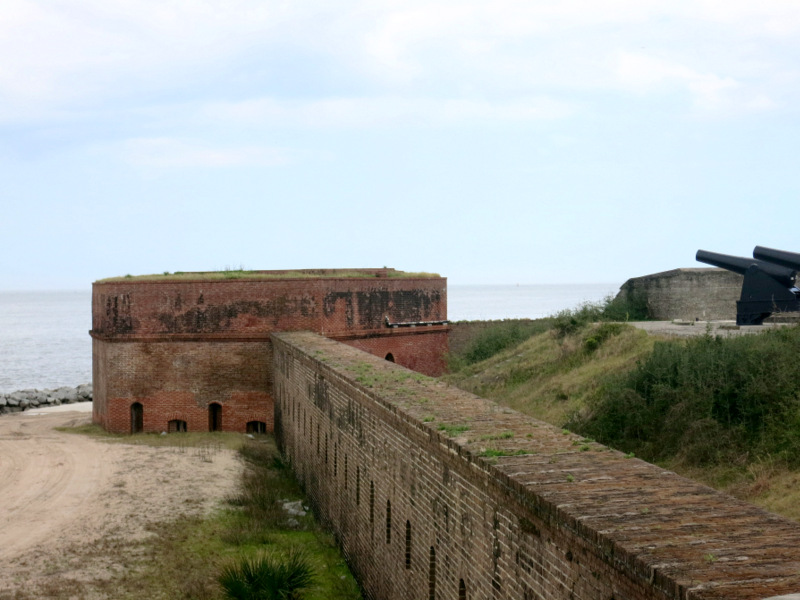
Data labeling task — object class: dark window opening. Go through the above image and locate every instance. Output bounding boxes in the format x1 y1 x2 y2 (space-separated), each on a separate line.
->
459 579 466 600
168 419 187 433
429 547 436 600
405 521 412 569
131 402 143 434
385 352 395 362
386 500 392 544
344 454 348 489
356 468 361 505
370 482 375 525
246 420 267 434
209 403 222 432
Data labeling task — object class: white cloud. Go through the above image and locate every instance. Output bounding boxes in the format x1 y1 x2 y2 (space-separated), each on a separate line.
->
1 0 799 126
119 137 290 168
202 95 572 129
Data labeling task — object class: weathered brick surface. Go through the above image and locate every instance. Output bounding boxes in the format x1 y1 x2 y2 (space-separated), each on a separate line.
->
273 331 800 600
618 268 742 321
91 273 448 433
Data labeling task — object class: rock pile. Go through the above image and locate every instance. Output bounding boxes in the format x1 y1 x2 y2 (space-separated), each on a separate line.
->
0 384 92 415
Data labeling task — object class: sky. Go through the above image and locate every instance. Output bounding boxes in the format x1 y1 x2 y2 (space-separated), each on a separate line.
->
2 1 799 290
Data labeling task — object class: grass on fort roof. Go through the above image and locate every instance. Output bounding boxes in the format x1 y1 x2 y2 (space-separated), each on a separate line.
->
96 268 441 283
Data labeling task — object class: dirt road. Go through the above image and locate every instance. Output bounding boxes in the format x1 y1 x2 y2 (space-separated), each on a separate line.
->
0 406 242 598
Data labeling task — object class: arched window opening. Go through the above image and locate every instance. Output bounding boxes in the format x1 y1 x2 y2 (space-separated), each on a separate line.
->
208 403 222 432
405 521 412 569
324 433 329 464
385 352 395 363
386 500 392 544
246 420 267 434
130 402 143 434
459 579 466 600
168 419 187 433
429 547 436 600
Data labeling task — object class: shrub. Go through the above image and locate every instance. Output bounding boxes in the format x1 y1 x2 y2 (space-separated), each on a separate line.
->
219 548 315 600
571 325 800 466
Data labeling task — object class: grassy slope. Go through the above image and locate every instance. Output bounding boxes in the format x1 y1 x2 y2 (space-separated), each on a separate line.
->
445 323 800 523
445 324 654 427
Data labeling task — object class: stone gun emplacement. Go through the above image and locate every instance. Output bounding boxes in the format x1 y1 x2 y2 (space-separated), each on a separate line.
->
696 246 800 325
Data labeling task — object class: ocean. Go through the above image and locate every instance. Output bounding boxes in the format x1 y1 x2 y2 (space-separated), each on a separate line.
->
0 283 619 393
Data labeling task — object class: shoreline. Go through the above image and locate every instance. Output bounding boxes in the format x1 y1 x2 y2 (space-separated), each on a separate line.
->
0 383 92 415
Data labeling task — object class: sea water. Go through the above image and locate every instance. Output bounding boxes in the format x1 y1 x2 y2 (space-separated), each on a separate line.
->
0 283 620 392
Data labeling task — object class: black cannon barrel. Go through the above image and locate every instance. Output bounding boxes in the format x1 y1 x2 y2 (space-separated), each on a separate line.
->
696 249 796 286
753 246 800 271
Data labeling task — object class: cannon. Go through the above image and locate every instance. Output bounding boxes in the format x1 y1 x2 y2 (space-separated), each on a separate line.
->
696 246 800 325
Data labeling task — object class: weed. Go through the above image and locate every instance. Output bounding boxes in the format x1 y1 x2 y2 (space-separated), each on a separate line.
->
438 424 470 436
478 432 514 441
566 474 575 483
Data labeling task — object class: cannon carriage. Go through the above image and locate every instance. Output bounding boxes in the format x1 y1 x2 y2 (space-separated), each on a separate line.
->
696 246 800 325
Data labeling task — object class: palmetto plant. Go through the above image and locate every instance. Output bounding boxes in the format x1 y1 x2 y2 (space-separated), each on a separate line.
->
219 548 315 600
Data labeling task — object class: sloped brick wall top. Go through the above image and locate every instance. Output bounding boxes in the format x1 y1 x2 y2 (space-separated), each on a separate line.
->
273 331 800 600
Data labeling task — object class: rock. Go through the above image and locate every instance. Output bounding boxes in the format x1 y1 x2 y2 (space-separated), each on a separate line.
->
19 399 30 408
0 395 7 407
282 500 307 517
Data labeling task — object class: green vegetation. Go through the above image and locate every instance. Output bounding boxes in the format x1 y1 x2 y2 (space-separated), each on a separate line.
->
438 423 470 436
478 448 530 457
59 433 361 599
446 305 800 523
449 319 554 370
96 269 440 283
569 325 800 469
219 547 315 600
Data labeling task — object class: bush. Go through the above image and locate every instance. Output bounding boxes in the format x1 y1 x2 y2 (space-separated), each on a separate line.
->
570 325 800 466
219 548 315 600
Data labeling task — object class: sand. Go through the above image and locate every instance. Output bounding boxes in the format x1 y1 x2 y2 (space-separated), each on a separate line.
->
0 405 242 598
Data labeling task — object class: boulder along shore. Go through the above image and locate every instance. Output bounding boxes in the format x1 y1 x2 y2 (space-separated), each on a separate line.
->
0 384 92 414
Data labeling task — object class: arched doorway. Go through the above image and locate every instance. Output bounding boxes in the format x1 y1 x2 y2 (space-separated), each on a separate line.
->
209 403 222 432
130 402 143 434
385 352 395 362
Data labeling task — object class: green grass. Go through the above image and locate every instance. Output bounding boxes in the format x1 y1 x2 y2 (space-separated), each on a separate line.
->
447 316 800 524
446 322 654 427
48 430 361 600
437 424 470 436
570 324 800 469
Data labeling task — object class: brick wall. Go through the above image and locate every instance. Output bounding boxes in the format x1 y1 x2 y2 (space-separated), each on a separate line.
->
273 331 800 600
91 274 448 434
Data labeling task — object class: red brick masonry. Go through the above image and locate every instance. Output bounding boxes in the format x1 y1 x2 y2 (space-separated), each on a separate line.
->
91 272 447 433
273 331 800 600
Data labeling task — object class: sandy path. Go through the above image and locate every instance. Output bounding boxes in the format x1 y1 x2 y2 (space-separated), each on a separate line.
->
0 407 243 598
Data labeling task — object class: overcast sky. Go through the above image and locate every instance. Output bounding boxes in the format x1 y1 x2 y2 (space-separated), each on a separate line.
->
2 1 799 290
